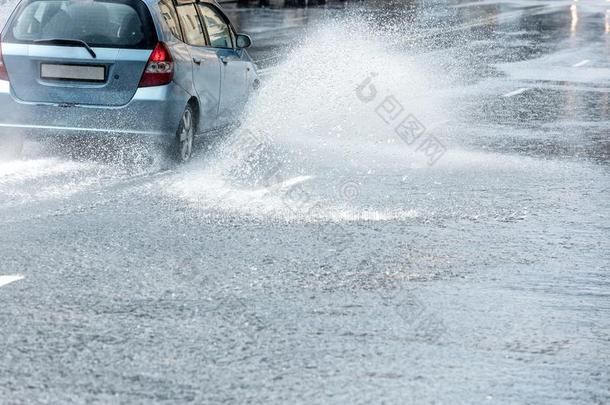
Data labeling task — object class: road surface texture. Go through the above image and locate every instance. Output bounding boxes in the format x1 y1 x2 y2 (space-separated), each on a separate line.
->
1 0 609 404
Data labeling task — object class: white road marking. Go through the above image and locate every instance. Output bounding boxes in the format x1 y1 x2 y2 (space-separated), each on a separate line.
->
276 175 314 189
502 87 530 97
572 59 590 67
0 275 24 288
265 175 314 193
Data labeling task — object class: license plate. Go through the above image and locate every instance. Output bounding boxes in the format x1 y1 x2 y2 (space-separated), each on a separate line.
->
40 64 106 82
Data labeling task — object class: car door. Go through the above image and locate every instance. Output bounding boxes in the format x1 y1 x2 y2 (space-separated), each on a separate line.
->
174 1 221 133
197 3 248 127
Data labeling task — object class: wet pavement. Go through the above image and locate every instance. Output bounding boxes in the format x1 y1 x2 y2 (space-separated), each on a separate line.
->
1 0 609 404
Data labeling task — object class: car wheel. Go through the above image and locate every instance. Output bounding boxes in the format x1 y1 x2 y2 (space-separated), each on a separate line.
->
0 135 24 161
171 105 195 163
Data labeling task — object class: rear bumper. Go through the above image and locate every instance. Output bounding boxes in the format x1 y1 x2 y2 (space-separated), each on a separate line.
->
0 81 189 142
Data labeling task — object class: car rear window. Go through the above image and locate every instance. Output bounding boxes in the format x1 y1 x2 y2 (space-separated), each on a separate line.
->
3 0 157 49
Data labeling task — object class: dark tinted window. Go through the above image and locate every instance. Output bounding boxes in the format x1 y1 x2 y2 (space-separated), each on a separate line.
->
159 0 182 41
175 4 205 47
198 4 233 49
4 0 157 49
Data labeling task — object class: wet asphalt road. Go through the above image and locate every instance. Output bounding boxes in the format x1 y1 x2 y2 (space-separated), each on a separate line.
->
1 0 609 404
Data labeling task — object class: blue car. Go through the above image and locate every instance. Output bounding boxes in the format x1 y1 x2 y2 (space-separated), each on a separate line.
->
0 0 259 161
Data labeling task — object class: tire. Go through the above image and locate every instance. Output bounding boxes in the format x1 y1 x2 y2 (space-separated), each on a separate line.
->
170 104 195 163
0 134 24 161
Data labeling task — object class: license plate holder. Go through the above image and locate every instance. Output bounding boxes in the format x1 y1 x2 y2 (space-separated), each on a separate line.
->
40 63 106 82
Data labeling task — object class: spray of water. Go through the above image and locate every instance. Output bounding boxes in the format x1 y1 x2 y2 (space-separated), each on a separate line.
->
0 0 17 27
164 16 466 220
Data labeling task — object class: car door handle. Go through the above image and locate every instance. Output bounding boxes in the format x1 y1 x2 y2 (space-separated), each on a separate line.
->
220 56 229 65
192 57 202 65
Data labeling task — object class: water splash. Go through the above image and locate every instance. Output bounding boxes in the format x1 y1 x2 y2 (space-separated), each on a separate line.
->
0 0 18 27
164 16 457 221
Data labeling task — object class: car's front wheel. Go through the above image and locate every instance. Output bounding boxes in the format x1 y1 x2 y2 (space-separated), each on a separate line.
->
170 105 195 163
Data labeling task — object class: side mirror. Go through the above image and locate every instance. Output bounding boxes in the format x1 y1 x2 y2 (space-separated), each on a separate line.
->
236 34 252 49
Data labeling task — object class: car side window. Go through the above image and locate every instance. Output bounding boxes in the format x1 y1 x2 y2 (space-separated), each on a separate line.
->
175 4 206 47
159 1 182 41
198 4 233 49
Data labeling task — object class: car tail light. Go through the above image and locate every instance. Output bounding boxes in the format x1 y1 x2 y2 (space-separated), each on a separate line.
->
138 42 173 88
0 43 9 81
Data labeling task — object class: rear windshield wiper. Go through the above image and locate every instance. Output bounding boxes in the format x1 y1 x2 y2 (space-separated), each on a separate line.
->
33 38 97 59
